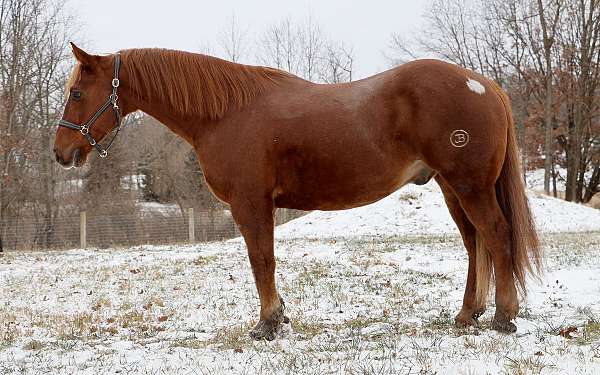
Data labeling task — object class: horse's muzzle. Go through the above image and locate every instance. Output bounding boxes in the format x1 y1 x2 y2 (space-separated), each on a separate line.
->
54 148 82 169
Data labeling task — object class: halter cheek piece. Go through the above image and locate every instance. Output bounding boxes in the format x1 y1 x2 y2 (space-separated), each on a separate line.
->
58 53 122 158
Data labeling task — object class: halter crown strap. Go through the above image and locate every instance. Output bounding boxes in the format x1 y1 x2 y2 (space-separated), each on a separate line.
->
58 53 122 158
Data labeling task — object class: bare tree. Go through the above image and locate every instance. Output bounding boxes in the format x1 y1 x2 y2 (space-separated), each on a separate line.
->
0 0 73 248
388 0 600 204
297 13 324 82
387 0 529 173
30 2 73 246
129 116 222 217
257 18 300 73
535 0 564 194
257 15 355 83
320 42 354 83
388 0 508 84
217 12 248 63
557 0 600 202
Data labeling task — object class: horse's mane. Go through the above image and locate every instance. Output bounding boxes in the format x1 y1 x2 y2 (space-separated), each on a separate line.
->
120 48 292 120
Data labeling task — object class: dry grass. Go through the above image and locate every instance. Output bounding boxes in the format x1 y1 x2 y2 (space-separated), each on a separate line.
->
0 233 598 374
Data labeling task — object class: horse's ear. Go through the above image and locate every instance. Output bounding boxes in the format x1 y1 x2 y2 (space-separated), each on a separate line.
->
70 42 98 67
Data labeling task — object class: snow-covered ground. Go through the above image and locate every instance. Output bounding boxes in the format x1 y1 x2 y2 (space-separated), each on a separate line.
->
1 182 599 374
276 180 600 239
137 201 180 215
526 168 568 193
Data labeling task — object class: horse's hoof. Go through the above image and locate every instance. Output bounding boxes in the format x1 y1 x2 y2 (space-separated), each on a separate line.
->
491 319 517 333
249 302 287 341
472 308 486 320
455 316 477 328
455 308 484 328
249 319 279 341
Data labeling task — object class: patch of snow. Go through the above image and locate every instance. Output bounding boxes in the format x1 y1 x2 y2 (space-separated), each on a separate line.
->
526 168 567 192
276 180 600 239
137 201 179 214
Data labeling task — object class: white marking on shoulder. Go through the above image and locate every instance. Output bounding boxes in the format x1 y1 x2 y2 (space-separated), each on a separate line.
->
466 78 486 95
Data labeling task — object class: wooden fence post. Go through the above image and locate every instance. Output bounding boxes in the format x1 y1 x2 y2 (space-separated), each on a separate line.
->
80 211 87 249
188 208 195 243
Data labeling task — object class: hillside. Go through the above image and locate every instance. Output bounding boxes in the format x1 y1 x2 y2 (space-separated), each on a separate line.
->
276 180 600 239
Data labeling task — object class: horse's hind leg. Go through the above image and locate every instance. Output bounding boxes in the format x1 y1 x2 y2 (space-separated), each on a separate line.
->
445 182 519 332
436 176 486 327
230 198 288 340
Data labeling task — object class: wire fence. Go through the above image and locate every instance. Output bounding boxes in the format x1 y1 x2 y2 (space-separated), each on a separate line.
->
0 208 304 251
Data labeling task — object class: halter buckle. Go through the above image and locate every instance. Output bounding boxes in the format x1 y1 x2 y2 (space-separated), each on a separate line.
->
112 78 120 88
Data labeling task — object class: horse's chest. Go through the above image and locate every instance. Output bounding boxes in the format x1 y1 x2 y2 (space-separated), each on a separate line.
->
202 172 230 204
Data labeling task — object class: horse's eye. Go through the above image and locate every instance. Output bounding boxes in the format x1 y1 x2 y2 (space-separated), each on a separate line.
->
72 90 82 101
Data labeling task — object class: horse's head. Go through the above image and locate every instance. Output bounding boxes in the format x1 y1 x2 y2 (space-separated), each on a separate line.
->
54 43 130 168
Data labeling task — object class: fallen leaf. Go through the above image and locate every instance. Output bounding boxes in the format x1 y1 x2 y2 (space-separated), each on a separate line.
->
559 326 577 339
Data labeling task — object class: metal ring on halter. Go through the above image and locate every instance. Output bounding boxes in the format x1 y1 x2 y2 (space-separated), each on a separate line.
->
112 78 120 88
99 149 108 158
80 127 89 135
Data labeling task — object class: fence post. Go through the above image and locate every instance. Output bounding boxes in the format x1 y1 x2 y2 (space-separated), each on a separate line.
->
188 208 195 243
80 211 87 249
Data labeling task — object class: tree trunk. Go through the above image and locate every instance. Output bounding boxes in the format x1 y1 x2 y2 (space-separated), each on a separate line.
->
543 69 553 194
565 116 578 201
551 161 557 197
583 165 600 203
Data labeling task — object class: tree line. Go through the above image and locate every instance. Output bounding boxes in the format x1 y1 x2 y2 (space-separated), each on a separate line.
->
0 0 598 250
1 0 72 250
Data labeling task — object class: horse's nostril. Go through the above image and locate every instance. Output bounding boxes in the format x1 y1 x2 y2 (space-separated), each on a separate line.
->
54 151 63 164
73 149 80 162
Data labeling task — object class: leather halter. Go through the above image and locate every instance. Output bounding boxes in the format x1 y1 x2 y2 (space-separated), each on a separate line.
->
58 53 122 158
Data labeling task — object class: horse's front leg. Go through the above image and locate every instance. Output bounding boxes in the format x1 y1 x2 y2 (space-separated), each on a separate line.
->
231 198 288 340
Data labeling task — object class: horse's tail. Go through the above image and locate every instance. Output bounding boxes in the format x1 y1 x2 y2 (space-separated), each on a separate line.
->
475 84 542 305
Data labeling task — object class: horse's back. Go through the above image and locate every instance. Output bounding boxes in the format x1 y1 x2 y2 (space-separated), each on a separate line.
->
212 59 510 210
262 67 438 210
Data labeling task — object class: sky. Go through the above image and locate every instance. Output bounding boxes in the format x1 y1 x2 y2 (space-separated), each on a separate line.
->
68 0 428 79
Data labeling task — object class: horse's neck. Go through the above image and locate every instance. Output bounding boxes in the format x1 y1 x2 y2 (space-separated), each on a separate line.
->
135 99 208 146
121 52 286 145
121 76 209 144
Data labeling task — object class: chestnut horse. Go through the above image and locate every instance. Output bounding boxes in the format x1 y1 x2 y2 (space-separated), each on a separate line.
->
54 44 541 340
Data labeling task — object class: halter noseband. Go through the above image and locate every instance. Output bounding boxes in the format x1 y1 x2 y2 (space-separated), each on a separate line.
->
58 53 122 158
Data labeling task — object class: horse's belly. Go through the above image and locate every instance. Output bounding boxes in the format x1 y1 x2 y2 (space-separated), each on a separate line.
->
273 160 434 211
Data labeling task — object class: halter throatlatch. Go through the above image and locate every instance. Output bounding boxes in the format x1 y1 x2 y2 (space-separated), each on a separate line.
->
58 53 122 158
